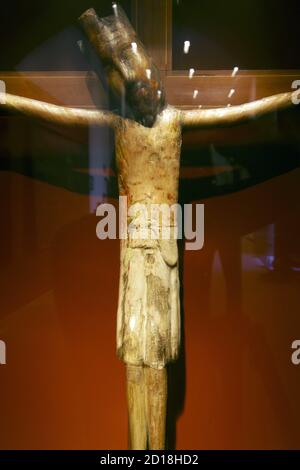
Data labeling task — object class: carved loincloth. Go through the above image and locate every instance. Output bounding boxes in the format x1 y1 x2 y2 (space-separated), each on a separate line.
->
116 236 180 370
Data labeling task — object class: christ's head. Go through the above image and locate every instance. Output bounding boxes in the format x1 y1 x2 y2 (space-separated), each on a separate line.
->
79 5 166 127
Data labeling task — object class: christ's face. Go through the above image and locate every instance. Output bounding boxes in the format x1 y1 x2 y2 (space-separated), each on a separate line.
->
125 79 165 127
106 43 166 127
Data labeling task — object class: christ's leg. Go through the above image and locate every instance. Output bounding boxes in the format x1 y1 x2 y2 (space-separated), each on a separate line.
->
126 365 147 450
145 366 167 450
126 365 167 450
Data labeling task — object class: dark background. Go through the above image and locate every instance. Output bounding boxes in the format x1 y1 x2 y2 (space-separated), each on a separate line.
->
173 0 300 69
0 0 131 70
2 0 299 71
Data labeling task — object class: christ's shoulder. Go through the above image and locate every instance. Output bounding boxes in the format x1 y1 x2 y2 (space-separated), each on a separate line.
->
155 105 181 127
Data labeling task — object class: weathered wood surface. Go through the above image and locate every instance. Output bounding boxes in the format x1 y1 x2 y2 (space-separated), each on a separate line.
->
127 365 167 450
115 106 181 370
114 105 181 449
79 6 165 127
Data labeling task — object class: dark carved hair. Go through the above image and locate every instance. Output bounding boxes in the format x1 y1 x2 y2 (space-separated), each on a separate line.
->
79 5 166 127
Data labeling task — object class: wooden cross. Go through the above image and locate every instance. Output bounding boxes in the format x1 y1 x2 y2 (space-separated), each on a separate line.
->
0 5 298 450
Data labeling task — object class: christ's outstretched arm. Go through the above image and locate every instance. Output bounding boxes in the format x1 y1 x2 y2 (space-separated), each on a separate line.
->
0 92 119 128
180 91 299 129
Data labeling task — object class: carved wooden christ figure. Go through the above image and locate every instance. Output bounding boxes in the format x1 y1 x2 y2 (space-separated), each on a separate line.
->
0 5 298 449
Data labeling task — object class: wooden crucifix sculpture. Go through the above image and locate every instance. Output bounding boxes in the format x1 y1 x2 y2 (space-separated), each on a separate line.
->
0 5 299 450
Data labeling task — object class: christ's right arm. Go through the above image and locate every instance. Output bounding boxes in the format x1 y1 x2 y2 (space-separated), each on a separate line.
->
0 92 119 128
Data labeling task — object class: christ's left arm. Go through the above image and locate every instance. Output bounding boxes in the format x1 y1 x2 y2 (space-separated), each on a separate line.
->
180 91 299 129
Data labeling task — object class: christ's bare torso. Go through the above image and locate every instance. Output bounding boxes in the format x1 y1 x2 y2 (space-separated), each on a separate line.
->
115 106 182 369
115 106 181 206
